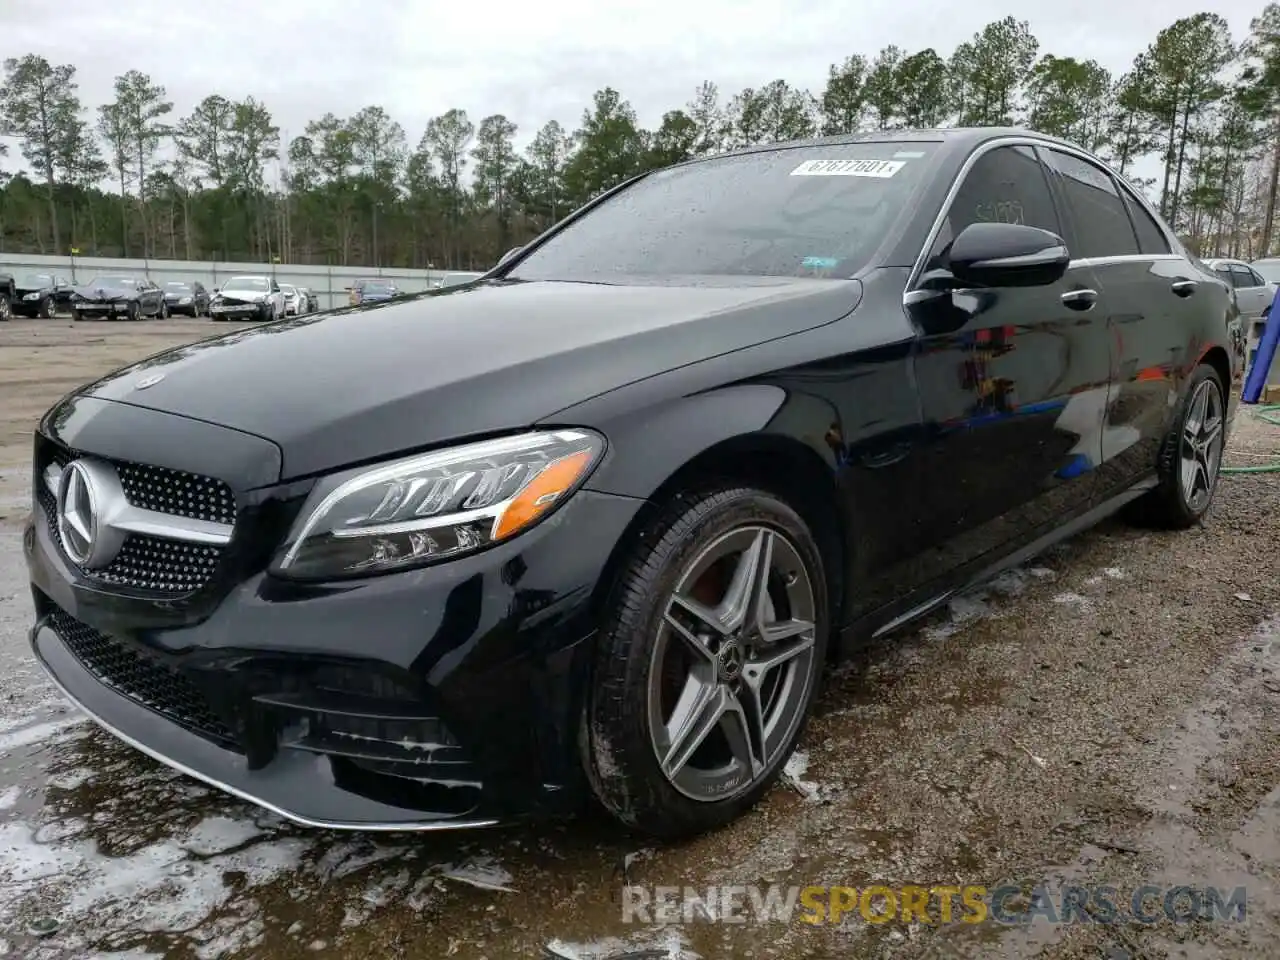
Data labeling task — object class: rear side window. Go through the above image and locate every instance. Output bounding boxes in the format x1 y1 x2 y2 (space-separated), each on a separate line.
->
1229 265 1259 289
1042 148 1139 259
1119 190 1171 255
1214 267 1234 287
926 144 1061 269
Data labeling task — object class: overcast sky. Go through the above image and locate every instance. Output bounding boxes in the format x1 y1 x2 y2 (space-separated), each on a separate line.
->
0 0 1267 176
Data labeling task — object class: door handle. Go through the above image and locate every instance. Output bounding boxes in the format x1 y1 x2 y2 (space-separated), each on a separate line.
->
1171 279 1199 297
1060 288 1098 311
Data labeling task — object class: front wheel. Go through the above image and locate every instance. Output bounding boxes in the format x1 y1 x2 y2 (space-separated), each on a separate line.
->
159 300 169 319
39 296 54 319
582 486 829 839
1127 363 1226 529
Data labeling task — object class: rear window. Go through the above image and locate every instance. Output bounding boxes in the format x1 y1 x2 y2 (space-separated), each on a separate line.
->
508 142 941 282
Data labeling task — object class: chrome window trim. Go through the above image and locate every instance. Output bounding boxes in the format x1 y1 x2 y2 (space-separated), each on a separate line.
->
904 135 1183 305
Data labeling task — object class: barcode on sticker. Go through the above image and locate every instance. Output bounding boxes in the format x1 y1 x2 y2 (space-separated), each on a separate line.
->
790 159 905 178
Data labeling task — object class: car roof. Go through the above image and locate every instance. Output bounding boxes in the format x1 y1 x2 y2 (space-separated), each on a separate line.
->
667 126 1088 169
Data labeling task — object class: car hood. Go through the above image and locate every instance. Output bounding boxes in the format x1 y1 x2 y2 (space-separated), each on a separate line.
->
75 277 862 480
74 284 136 299
15 283 52 294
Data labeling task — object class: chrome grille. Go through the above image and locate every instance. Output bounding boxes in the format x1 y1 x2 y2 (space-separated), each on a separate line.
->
38 441 234 595
48 605 238 749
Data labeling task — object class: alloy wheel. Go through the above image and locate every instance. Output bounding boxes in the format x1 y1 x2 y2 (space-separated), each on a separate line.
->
647 525 817 802
1179 377 1224 513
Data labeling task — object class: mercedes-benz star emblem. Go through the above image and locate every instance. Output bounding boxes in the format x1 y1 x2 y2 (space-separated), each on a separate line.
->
134 373 165 390
55 459 125 569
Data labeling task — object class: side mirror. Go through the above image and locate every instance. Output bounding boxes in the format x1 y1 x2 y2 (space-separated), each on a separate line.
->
497 246 523 267
943 222 1069 289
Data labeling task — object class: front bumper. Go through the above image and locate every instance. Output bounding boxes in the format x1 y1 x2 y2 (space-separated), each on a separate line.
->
73 301 137 318
211 302 269 319
26 448 644 829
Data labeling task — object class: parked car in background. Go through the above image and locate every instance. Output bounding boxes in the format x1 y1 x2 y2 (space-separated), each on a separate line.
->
0 271 13 320
22 128 1241 840
70 276 167 321
297 287 319 313
209 275 285 322
162 281 211 317
349 277 399 305
278 283 303 316
13 272 75 318
1205 258 1274 322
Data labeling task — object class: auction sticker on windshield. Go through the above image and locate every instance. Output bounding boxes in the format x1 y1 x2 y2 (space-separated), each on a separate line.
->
790 159 905 178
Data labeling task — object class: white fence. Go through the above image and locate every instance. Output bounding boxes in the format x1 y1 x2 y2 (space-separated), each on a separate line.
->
0 252 484 311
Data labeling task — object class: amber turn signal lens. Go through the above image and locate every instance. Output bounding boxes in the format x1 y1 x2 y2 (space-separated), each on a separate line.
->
493 450 595 540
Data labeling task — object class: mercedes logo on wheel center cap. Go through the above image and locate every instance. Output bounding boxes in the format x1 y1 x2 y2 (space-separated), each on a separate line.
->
56 459 126 569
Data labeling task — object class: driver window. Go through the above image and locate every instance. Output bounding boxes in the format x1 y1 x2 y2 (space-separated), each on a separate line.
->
925 145 1062 271
1229 265 1256 289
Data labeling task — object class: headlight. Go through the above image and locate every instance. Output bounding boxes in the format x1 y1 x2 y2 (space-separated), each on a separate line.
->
270 429 605 579
179 296 192 304
23 292 39 300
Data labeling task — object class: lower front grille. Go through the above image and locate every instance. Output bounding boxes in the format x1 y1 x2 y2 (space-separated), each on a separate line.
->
48 606 239 750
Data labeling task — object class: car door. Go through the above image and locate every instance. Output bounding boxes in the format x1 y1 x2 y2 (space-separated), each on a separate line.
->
903 141 1110 586
1229 264 1271 321
1039 146 1196 497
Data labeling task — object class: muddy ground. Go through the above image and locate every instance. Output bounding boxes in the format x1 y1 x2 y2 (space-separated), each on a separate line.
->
0 316 1277 959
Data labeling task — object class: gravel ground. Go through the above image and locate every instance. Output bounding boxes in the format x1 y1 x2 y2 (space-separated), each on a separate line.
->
0 317 1276 959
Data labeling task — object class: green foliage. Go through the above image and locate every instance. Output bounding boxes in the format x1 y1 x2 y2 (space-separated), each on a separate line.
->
0 10 1276 266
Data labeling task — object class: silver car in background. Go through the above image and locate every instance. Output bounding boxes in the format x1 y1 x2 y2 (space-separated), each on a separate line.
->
1206 258 1275 322
278 283 302 316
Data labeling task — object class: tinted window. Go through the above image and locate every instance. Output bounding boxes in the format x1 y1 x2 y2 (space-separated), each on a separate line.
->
1214 268 1234 287
1042 149 1139 258
1229 265 1258 289
925 145 1060 270
1119 190 1171 255
510 142 942 282
20 274 53 286
1246 267 1266 286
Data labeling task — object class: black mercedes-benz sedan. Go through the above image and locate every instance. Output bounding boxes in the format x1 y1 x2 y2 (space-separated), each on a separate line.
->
25 128 1240 838
162 280 211 317
13 272 75 318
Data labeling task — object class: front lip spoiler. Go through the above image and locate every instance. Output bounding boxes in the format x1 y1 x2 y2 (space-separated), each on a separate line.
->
29 619 501 833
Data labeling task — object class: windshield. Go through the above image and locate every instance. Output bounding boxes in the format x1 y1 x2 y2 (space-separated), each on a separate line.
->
362 281 394 294
225 277 269 292
280 284 297 295
509 142 940 282
1251 260 1280 283
165 282 191 291
20 273 53 287
86 276 136 289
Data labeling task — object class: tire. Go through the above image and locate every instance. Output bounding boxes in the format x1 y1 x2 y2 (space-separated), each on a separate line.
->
582 485 830 839
127 301 140 322
39 296 54 319
0 297 9 321
1127 363 1226 529
159 300 169 319
71 308 83 322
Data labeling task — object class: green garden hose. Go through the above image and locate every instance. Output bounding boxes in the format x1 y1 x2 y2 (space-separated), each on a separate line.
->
1222 403 1280 474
